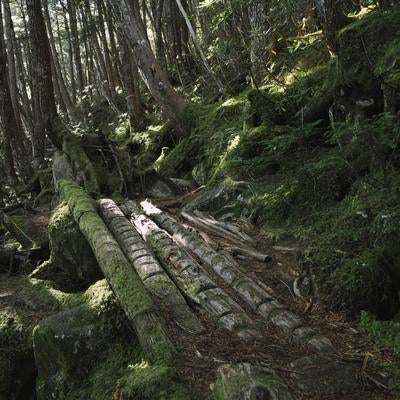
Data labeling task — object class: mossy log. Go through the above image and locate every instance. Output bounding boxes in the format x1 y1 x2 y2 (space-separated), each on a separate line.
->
98 199 204 334
59 180 174 365
123 200 259 340
142 200 334 353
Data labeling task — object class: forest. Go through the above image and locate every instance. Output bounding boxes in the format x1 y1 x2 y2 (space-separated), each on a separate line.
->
0 0 400 398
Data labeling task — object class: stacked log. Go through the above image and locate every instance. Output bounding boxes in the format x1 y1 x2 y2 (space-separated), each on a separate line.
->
98 198 204 334
123 200 260 341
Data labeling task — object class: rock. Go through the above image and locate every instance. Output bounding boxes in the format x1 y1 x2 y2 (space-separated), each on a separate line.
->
170 178 196 191
211 363 293 400
47 202 102 284
146 179 177 198
289 354 359 395
34 306 100 399
33 280 125 399
184 184 241 213
192 163 208 186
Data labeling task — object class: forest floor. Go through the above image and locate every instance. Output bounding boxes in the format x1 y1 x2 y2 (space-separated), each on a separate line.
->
2 194 400 399
157 204 399 399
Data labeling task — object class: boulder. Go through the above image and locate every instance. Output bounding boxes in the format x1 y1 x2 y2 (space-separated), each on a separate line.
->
33 280 125 399
211 363 293 400
184 184 242 213
47 202 102 284
192 163 208 186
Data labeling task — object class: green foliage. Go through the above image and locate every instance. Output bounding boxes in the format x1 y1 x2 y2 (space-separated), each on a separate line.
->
360 312 400 354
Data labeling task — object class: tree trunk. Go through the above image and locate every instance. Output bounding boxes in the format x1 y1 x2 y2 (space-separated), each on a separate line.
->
108 0 187 135
314 0 347 53
0 209 36 250
26 0 61 164
142 200 335 353
43 0 74 115
0 2 32 181
249 0 267 86
67 0 85 94
175 0 224 92
120 38 144 131
3 0 27 137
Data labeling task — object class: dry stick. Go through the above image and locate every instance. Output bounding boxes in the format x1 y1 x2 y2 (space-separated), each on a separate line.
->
193 210 255 244
142 200 335 353
0 209 36 250
231 247 272 264
181 211 253 248
98 198 204 334
124 200 259 341
60 180 175 365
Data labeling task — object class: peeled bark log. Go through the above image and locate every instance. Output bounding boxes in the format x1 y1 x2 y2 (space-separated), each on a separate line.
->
59 180 175 365
123 200 259 341
142 200 335 353
98 198 204 334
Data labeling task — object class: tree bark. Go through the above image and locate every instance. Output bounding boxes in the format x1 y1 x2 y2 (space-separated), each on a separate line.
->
108 0 187 135
43 0 75 115
314 0 348 53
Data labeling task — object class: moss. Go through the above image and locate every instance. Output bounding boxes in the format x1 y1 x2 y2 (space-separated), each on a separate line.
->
360 312 400 354
47 202 100 285
338 9 400 86
117 361 194 400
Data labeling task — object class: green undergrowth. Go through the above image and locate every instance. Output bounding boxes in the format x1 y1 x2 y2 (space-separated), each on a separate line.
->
139 7 400 321
360 312 400 354
67 343 194 400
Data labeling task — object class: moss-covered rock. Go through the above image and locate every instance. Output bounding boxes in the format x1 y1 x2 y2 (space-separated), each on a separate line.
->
211 363 293 400
47 202 102 285
33 279 127 399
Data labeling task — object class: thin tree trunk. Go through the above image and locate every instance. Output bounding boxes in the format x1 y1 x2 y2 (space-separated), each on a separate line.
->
0 2 32 181
108 0 187 135
43 0 74 115
67 0 84 94
175 0 224 91
3 0 27 137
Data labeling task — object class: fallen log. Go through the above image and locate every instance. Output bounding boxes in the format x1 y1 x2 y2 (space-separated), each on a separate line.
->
98 198 204 334
231 246 272 264
59 180 174 365
181 211 254 247
141 200 335 353
123 200 259 341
